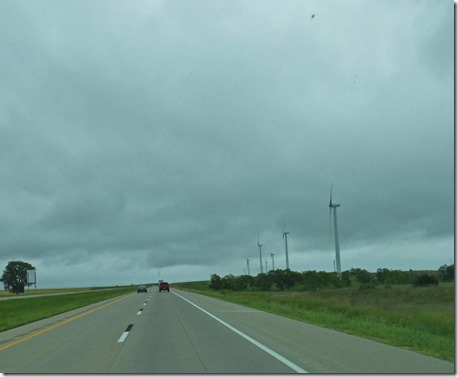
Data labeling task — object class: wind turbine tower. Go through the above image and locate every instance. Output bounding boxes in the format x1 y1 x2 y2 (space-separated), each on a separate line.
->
282 227 290 270
246 259 251 276
329 185 342 276
257 233 263 274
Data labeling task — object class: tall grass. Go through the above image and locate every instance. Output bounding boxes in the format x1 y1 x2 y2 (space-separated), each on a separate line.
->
175 282 454 362
0 286 134 332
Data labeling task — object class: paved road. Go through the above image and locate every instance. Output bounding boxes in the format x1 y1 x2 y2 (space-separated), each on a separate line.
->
0 288 454 373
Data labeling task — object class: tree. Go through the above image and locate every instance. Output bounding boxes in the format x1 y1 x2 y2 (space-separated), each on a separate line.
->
413 274 438 287
351 268 375 285
302 270 320 291
376 268 391 285
339 270 352 287
1 261 35 293
209 274 223 290
255 273 272 291
269 269 289 291
234 274 254 291
221 274 237 290
438 264 454 282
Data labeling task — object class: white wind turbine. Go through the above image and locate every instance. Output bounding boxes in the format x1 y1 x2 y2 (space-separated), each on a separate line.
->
282 224 290 270
329 184 342 276
257 233 263 274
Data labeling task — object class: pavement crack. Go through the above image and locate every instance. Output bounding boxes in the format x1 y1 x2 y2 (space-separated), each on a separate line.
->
172 305 209 373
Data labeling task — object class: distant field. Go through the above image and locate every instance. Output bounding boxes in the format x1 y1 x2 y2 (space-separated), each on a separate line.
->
174 281 455 362
0 285 138 297
0 286 136 332
0 287 96 297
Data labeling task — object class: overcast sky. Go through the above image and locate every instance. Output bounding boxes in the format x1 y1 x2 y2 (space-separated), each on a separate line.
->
0 0 454 288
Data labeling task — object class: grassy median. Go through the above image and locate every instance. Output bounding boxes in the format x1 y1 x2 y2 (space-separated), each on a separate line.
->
174 282 454 362
0 286 135 332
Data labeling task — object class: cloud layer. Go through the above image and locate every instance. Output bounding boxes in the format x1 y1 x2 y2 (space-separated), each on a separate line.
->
0 0 453 287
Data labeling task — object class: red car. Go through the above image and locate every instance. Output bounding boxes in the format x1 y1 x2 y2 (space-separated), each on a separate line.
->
159 281 170 292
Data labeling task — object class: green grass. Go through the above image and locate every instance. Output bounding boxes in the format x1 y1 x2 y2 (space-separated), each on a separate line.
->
174 282 454 362
0 286 135 332
0 287 101 297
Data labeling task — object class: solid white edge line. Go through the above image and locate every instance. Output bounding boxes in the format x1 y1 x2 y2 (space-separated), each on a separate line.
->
172 291 308 374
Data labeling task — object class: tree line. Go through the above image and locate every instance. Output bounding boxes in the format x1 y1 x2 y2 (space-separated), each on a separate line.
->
209 264 454 292
0 260 454 293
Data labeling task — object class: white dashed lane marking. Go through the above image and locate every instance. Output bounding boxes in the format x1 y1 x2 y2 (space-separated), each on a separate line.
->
117 324 133 343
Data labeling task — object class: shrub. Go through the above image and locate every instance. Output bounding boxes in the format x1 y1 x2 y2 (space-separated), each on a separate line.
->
413 274 438 287
358 283 376 290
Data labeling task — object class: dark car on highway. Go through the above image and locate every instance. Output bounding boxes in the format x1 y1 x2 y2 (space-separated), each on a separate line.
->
137 284 147 293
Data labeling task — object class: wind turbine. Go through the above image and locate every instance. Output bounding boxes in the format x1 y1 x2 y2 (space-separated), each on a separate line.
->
246 259 251 276
282 224 290 270
329 184 342 276
257 233 263 274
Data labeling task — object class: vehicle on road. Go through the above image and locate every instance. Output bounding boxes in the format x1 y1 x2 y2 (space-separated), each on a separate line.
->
159 281 170 292
137 284 147 293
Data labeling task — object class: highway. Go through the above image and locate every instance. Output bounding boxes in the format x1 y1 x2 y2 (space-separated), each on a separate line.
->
0 288 453 373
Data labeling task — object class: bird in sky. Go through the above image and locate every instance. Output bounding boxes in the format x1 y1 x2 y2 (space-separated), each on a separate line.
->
311 14 315 19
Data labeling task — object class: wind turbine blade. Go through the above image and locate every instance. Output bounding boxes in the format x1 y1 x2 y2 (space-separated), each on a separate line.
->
329 183 333 207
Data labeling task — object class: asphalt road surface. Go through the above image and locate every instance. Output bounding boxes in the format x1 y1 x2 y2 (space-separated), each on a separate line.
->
0 288 453 373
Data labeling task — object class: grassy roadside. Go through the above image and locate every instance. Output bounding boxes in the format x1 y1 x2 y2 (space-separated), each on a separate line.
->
0 286 135 332
0 287 108 297
174 282 454 362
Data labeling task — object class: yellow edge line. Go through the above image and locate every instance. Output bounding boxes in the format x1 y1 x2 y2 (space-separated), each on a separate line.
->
0 293 134 351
